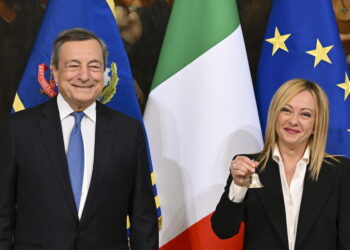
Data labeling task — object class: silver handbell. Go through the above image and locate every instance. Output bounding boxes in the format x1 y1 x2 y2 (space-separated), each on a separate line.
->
248 173 264 188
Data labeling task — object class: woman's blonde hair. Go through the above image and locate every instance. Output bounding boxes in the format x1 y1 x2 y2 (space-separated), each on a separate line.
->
258 78 336 180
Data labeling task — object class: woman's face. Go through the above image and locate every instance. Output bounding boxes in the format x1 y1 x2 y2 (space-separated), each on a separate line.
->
276 90 316 150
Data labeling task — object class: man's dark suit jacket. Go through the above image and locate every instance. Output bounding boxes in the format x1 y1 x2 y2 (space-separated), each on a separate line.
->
211 154 350 250
0 98 158 250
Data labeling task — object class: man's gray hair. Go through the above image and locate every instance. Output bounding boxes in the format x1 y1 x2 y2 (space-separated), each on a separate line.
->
51 28 108 70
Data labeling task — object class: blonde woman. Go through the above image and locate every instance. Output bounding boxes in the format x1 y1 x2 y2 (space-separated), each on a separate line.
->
211 79 350 250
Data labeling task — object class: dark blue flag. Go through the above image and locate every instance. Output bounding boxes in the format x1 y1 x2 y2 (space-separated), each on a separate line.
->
13 0 161 227
255 0 350 156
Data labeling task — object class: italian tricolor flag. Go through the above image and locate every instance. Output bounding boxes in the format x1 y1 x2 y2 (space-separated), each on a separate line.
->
144 0 263 248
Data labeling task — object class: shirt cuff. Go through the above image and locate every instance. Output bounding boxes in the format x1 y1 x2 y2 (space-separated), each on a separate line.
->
228 181 248 203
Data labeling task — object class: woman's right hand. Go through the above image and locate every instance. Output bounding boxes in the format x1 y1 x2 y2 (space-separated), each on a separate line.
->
230 156 259 187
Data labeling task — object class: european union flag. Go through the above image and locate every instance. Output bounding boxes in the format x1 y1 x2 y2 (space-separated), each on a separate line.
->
255 0 350 156
13 0 161 226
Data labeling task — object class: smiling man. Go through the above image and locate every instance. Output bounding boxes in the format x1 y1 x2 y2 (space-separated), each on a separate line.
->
52 39 105 111
0 28 158 250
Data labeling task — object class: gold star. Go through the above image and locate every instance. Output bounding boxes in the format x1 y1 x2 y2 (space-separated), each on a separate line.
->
266 27 291 55
306 39 334 68
337 73 350 101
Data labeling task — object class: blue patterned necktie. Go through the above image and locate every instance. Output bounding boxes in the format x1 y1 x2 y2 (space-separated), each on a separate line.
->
67 111 85 210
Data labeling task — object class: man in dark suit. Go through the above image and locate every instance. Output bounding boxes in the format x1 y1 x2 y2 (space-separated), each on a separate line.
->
0 28 158 250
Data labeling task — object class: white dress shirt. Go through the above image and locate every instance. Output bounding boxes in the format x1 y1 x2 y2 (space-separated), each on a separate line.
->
57 94 96 219
228 146 309 250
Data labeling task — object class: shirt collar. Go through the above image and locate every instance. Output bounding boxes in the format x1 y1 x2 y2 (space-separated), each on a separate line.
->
57 93 96 122
272 144 310 165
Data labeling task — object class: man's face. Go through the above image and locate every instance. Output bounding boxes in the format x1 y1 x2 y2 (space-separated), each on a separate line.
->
52 39 104 111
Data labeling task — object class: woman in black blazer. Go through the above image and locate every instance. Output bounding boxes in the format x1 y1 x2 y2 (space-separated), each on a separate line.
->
211 79 350 250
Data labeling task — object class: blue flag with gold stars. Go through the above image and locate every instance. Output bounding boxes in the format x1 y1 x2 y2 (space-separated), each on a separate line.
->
255 0 350 156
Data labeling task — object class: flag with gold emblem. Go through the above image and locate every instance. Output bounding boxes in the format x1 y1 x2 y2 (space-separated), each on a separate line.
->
255 0 350 155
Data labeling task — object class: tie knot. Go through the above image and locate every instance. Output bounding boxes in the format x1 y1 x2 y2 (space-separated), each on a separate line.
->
71 112 85 125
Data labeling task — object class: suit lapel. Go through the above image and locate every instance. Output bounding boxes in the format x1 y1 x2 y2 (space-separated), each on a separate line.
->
295 161 336 248
39 98 79 221
253 157 289 249
80 103 114 223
